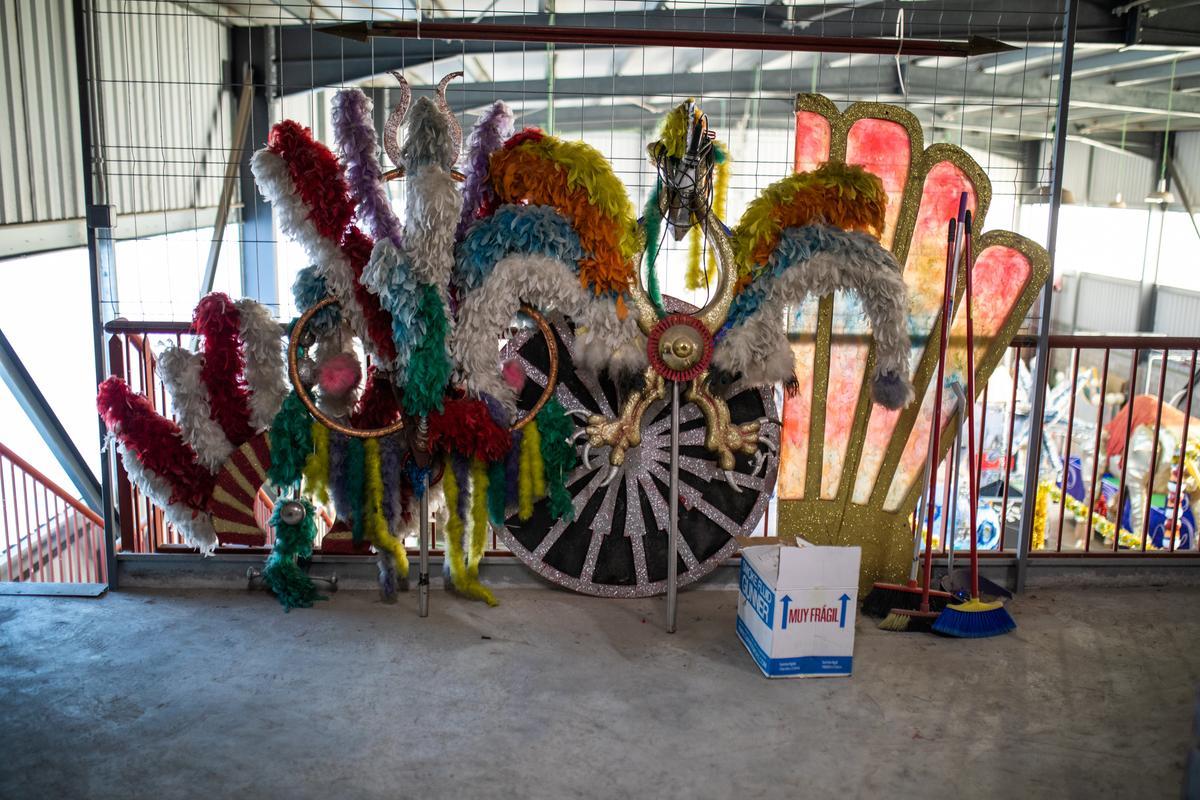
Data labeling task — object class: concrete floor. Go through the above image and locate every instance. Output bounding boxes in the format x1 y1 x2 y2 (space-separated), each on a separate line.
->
1 585 1197 799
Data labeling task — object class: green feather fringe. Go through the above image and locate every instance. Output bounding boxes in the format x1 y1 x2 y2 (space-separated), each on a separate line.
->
346 437 366 543
642 183 666 317
403 285 453 416
263 497 324 611
538 399 579 522
487 459 507 526
267 391 313 490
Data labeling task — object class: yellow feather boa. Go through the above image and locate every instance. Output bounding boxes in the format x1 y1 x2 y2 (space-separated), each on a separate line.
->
365 438 407 576
302 422 330 505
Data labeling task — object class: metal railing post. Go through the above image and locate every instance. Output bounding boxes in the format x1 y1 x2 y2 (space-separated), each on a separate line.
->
1016 0 1079 593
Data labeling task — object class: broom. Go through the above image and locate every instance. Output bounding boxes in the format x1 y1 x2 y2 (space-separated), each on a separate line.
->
933 209 1016 638
861 433 952 617
880 214 960 633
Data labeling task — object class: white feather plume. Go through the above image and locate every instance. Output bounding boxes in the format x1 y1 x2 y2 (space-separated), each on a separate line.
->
235 298 287 431
156 347 234 472
120 448 218 555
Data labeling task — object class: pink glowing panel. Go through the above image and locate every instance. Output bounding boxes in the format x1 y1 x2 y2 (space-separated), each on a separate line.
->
846 118 912 250
821 292 870 499
882 244 1033 511
851 160 977 505
794 111 832 173
778 295 819 500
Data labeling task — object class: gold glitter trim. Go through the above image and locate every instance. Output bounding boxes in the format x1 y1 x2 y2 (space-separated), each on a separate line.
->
775 93 1048 591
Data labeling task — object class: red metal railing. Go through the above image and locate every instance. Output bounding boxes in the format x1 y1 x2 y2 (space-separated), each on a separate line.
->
103 320 1200 562
0 442 107 583
921 333 1200 558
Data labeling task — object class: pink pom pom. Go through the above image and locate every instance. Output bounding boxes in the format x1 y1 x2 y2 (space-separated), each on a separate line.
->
319 352 362 397
502 360 527 392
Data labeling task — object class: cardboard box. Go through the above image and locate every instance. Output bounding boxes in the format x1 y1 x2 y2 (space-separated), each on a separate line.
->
736 540 861 678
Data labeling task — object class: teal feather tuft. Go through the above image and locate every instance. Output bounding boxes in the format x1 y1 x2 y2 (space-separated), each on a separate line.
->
346 437 366 543
267 391 313 490
262 497 325 611
642 182 666 316
403 285 452 416
537 399 579 522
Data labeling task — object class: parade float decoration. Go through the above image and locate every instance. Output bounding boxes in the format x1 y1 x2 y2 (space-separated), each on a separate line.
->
771 95 1050 592
96 77 1052 618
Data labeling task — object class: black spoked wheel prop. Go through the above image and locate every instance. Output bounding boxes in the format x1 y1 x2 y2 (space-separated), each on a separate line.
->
500 300 779 597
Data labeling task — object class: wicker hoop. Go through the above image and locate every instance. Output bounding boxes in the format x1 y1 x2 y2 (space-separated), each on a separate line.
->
287 297 406 439
287 296 558 436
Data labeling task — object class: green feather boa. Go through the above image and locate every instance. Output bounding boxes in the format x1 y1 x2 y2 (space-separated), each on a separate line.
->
403 285 453 416
262 498 324 611
538 399 579 522
642 183 666 317
268 391 314 490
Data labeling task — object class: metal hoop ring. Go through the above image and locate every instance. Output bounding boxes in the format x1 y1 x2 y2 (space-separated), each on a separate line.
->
510 305 558 432
288 297 558 435
382 167 467 182
288 297 406 439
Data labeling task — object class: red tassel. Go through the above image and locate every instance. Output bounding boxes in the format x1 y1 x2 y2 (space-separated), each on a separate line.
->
267 121 397 362
193 292 254 445
350 366 402 429
97 377 214 509
503 128 545 150
428 398 512 463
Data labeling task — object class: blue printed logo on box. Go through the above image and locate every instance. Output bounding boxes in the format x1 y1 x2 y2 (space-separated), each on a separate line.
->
739 558 774 628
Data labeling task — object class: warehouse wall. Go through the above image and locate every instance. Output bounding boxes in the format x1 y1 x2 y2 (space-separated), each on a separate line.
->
0 0 231 256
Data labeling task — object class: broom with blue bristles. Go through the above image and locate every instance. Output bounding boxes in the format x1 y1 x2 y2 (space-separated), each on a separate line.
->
933 210 1016 638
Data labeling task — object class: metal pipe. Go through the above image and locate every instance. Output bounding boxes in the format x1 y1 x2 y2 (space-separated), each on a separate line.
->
73 0 119 589
321 20 1014 58
667 379 680 634
1016 0 1080 594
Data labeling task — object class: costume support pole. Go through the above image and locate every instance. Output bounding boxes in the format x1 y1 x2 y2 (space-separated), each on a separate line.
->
1016 0 1078 594
666 379 681 633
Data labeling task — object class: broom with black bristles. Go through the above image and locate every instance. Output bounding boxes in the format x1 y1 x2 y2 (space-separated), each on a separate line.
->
932 209 1016 638
879 215 960 633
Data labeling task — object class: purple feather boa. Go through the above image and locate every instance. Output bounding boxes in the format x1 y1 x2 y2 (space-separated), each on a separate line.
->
332 89 404 248
451 453 471 521
379 434 404 526
456 101 514 240
505 429 522 505
329 433 351 519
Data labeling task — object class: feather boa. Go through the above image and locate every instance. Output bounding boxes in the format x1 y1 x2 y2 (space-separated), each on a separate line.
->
350 366 401 429
365 438 408 576
235 299 287 431
263 497 323 610
403 99 461 288
329 433 349 516
454 204 583 293
156 346 233 472
468 457 489 579
362 240 424 375
403 285 453 416
731 162 888 278
537 400 577 522
487 459 507 525
490 130 639 298
716 224 912 408
450 453 471 521
332 89 403 248
641 183 667 315
121 449 218 555
441 455 497 606
97 377 213 510
379 433 404 526
345 437 366 543
268 391 314 489
428 398 512 463
453 253 644 410
292 266 341 339
458 101 514 239
252 132 396 366
302 422 331 505
193 293 254 444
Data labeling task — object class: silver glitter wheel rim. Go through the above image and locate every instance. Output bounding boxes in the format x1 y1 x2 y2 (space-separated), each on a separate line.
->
498 301 779 598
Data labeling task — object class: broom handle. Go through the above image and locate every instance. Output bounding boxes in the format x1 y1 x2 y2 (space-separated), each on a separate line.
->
964 210 980 600
921 217 958 612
